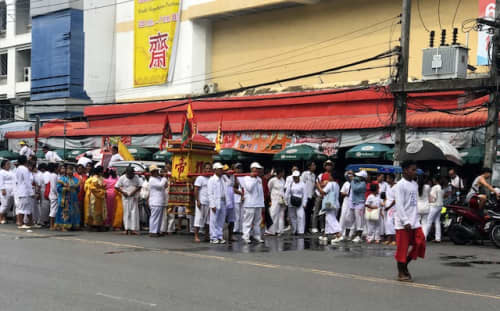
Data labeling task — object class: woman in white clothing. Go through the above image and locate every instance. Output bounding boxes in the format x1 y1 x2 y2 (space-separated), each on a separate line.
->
266 168 286 236
285 171 306 235
424 176 446 243
319 174 341 243
417 177 431 228
365 183 382 244
0 160 15 224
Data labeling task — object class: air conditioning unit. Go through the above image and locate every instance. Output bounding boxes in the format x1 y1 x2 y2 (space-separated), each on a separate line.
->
24 67 30 82
422 46 468 80
203 82 218 94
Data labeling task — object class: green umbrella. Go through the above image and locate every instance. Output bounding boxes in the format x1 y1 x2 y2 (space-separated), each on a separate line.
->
385 149 395 161
153 150 172 161
0 150 19 160
273 145 327 161
460 146 484 165
213 149 271 162
66 149 91 160
127 146 153 160
346 143 392 159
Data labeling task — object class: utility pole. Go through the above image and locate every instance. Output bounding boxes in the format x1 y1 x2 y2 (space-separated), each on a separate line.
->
484 0 500 169
393 0 411 165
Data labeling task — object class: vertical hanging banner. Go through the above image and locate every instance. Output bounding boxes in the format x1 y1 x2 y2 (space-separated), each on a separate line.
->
477 0 496 65
134 0 181 87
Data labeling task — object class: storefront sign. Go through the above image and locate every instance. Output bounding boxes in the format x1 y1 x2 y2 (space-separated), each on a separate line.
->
134 0 180 87
478 0 496 65
294 134 341 156
222 132 292 154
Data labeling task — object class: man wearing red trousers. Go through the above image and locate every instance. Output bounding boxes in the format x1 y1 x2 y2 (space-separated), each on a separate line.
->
394 160 426 282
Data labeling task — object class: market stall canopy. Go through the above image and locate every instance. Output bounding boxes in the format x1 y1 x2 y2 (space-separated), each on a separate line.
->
273 144 327 161
213 148 270 162
153 150 172 162
346 143 392 159
385 149 395 161
460 146 484 165
0 150 19 160
0 122 32 141
399 138 463 166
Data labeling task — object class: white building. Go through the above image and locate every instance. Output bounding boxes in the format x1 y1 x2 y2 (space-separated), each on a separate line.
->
0 0 31 121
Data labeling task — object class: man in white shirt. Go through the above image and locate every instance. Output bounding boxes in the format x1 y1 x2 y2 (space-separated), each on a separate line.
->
301 161 317 232
232 163 244 234
19 141 34 159
448 168 464 202
43 146 62 163
241 162 265 244
148 165 168 237
108 146 124 167
207 162 227 244
47 163 60 230
77 152 93 167
115 166 142 235
193 162 212 243
394 161 426 282
15 156 34 229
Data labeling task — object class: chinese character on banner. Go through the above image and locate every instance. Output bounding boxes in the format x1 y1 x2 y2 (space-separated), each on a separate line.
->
149 32 169 69
175 157 187 176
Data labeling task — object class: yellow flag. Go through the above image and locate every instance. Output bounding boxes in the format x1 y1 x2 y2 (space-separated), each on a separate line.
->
118 141 135 161
215 119 222 153
187 102 194 120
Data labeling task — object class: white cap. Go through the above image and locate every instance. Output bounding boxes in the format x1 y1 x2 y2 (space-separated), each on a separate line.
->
292 170 301 177
250 162 263 169
355 170 368 179
213 162 224 170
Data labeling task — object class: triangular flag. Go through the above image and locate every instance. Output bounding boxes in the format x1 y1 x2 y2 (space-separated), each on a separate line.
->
159 113 172 150
180 114 191 148
215 118 223 153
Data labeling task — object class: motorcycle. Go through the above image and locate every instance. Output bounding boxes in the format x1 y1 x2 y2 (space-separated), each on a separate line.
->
444 195 500 248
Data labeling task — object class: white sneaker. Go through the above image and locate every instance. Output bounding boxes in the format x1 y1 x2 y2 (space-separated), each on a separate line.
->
311 228 319 234
255 238 264 243
33 224 42 229
318 210 326 216
352 236 362 243
283 226 291 233
20 225 31 229
210 240 219 244
218 239 226 244
243 239 252 244
319 236 328 242
331 236 343 244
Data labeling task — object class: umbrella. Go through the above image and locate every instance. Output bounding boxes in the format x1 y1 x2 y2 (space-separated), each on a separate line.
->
459 146 484 165
385 149 395 161
346 143 392 159
153 150 172 161
0 150 19 160
399 138 463 166
273 144 327 161
126 146 153 160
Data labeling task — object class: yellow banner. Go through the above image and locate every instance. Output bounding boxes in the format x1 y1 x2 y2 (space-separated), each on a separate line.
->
134 0 180 87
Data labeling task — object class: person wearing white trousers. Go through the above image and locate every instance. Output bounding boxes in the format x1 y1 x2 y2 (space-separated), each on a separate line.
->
365 184 382 244
232 163 244 234
338 171 354 239
424 176 445 242
417 180 431 228
320 178 341 243
0 160 15 224
115 167 142 234
148 166 168 237
194 164 211 242
383 174 397 245
241 162 266 244
266 168 286 236
207 163 227 244
15 156 34 228
286 171 306 235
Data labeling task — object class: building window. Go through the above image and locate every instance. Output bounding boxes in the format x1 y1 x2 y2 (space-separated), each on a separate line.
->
0 100 14 121
16 49 30 82
0 2 6 37
16 0 30 35
0 53 7 85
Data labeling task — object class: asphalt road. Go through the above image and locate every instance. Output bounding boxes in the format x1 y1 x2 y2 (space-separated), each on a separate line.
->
0 225 499 311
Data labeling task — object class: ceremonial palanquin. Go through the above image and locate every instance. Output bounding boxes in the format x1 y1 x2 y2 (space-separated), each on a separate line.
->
168 134 216 215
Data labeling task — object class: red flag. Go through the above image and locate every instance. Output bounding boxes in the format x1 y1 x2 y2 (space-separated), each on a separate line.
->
159 113 172 150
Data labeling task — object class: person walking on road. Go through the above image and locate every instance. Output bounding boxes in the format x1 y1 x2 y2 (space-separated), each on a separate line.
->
241 162 265 244
394 161 426 282
266 167 286 236
286 170 306 235
115 166 142 235
193 162 212 242
207 162 227 244
0 160 15 224
148 165 168 237
424 176 446 243
343 170 367 243
55 165 81 231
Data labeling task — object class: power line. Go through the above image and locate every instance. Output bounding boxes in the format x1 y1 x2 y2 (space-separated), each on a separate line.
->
437 0 443 30
417 0 430 32
451 0 463 29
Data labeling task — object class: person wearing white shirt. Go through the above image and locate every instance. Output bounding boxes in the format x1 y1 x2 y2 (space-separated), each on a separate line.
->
394 161 426 282
448 168 464 202
301 161 317 232
424 176 446 243
148 165 168 237
0 160 15 224
38 163 51 226
320 176 341 243
232 163 244 234
284 166 299 194
365 184 382 244
19 141 34 159
108 146 124 167
193 163 212 242
266 168 286 235
338 170 354 239
77 152 93 167
241 162 265 244
115 166 142 235
15 156 34 229
43 146 62 163
222 168 236 243
47 163 60 230
207 163 227 244
417 178 431 228
383 174 397 246
140 177 150 229
32 164 48 227
285 170 307 235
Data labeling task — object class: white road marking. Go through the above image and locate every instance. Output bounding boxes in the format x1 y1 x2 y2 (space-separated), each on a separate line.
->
96 292 157 307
